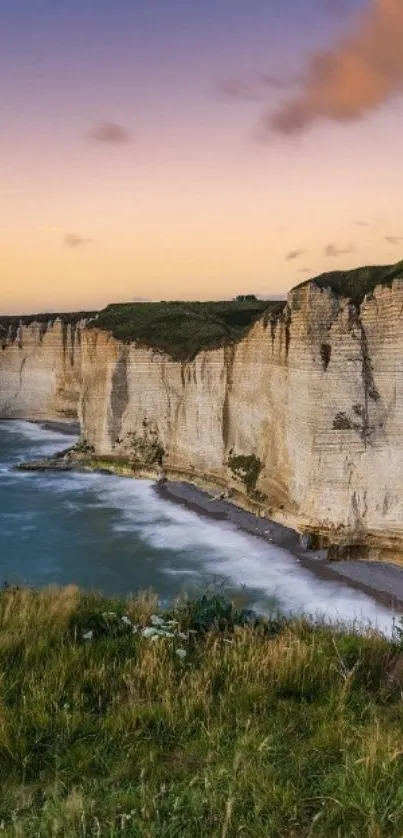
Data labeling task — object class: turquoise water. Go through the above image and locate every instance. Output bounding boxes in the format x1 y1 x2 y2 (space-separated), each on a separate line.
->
0 420 397 634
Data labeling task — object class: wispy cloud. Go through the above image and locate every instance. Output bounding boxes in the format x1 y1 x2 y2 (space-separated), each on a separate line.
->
88 121 132 145
286 248 305 260
263 0 403 136
324 242 355 257
218 77 264 102
322 0 356 14
218 72 300 102
262 72 302 91
355 215 385 231
64 234 92 248
298 267 312 273
385 234 403 244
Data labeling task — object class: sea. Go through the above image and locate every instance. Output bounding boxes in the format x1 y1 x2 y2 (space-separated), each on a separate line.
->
0 419 398 635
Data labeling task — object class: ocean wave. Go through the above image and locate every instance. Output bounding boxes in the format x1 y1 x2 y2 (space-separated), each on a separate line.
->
1 420 75 444
1 421 78 463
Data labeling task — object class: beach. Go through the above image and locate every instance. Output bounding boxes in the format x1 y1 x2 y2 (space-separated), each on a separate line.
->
155 479 403 614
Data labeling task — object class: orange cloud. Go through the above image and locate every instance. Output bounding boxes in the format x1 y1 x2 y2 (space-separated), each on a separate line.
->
64 234 92 248
264 0 403 135
324 242 355 257
286 248 305 260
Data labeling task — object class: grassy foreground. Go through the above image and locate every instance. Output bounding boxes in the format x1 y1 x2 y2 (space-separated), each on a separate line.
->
0 588 403 836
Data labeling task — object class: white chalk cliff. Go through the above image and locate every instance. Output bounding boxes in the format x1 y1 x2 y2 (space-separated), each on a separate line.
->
2 272 403 561
0 318 84 421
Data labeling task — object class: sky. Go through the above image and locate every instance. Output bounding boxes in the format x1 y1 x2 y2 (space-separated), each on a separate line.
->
1 0 403 313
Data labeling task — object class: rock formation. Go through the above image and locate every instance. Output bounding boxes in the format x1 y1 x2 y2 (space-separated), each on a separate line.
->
0 316 86 421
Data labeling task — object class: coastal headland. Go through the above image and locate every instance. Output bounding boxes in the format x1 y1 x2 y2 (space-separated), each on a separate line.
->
3 260 403 570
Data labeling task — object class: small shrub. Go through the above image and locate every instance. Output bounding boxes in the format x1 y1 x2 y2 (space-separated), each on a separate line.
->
320 342 332 371
171 592 286 638
228 453 263 493
333 412 353 430
125 432 165 466
73 439 95 455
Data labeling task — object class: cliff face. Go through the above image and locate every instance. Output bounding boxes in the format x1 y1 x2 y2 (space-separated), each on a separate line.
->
2 277 403 561
282 279 403 559
0 319 84 421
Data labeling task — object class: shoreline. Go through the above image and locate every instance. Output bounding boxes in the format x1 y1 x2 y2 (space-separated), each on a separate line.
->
155 480 403 615
8 420 403 616
0 418 81 437
32 419 81 436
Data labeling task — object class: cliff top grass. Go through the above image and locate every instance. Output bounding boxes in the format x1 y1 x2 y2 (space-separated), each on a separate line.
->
295 258 403 307
0 585 403 836
90 298 285 361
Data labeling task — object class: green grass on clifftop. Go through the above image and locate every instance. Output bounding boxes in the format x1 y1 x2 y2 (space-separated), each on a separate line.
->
1 586 403 836
295 259 403 307
90 299 285 361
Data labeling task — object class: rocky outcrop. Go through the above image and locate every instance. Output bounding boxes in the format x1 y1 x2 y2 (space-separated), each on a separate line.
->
3 271 403 562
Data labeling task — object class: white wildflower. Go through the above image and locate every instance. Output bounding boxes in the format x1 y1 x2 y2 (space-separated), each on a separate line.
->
175 648 187 659
132 625 140 634
150 615 165 626
121 615 132 626
82 630 93 640
178 632 188 640
142 627 159 637
102 611 116 618
162 631 175 637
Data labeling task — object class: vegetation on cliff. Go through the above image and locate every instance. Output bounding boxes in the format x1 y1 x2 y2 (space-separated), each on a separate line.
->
296 259 403 307
0 312 96 344
90 299 285 362
1 586 403 836
228 453 263 494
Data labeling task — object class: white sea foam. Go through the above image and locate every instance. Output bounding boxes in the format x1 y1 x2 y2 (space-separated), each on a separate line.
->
92 476 397 636
1 420 72 443
1 420 78 458
34 472 99 493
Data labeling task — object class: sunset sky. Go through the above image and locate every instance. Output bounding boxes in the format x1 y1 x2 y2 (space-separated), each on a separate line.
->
1 0 403 313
